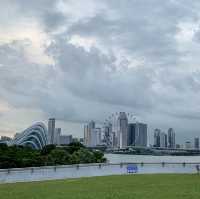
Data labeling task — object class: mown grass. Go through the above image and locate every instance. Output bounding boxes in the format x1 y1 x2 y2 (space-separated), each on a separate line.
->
0 174 200 199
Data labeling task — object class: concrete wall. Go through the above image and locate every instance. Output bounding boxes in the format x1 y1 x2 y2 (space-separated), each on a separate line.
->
0 162 199 184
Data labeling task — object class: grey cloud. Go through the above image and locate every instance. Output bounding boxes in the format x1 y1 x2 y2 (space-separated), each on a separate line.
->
2 0 66 32
47 37 155 111
1 0 200 139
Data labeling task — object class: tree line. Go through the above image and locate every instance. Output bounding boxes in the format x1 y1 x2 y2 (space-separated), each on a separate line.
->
0 142 106 169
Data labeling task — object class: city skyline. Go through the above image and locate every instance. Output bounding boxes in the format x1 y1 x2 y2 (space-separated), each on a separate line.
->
1 114 199 149
1 1 200 144
0 112 200 146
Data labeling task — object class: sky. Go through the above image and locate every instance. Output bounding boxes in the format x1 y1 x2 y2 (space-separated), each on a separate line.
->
0 0 200 144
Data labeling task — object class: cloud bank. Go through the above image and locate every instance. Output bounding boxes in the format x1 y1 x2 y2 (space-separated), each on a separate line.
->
1 0 200 143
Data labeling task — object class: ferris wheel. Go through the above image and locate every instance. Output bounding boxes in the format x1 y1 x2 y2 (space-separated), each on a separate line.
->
103 112 137 133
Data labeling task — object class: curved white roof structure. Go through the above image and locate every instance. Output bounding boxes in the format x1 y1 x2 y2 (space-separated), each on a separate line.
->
11 122 48 150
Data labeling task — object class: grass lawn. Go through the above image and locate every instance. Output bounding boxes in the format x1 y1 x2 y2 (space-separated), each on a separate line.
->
0 174 200 199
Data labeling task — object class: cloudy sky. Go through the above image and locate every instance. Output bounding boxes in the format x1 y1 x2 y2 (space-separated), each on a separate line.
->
1 0 200 144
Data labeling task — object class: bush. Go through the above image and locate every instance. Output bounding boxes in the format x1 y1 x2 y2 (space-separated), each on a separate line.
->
0 143 106 169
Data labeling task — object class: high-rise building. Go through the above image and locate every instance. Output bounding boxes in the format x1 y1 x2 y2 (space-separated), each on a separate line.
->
160 132 167 148
117 112 128 148
154 129 161 147
168 128 175 148
128 123 136 146
165 134 168 148
48 118 55 144
60 135 73 145
194 137 199 149
84 121 96 147
185 141 191 149
91 128 101 147
111 132 118 148
135 123 147 147
54 128 61 145
103 122 112 147
154 129 167 148
128 123 147 147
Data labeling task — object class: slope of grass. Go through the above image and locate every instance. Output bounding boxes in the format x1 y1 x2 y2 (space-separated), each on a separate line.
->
0 174 200 199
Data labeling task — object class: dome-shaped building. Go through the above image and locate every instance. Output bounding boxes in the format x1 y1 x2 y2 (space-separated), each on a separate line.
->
11 122 48 150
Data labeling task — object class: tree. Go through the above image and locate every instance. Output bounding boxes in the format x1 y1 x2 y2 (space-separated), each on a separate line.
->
47 149 70 165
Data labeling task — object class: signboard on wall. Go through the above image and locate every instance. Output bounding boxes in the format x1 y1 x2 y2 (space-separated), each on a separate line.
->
127 164 138 174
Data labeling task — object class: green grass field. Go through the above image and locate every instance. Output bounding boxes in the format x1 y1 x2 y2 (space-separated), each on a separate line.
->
0 174 200 199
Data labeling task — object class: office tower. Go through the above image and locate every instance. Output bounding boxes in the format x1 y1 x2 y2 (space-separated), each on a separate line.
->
54 128 61 145
103 122 112 147
59 135 73 145
128 123 136 146
160 132 167 148
185 141 191 149
89 120 95 129
48 118 55 144
128 123 148 147
84 121 95 147
154 129 161 147
111 132 118 148
91 128 101 147
165 134 168 148
135 123 148 147
84 125 89 146
95 128 101 146
154 129 167 148
83 125 89 146
194 137 199 149
117 112 128 148
168 128 175 148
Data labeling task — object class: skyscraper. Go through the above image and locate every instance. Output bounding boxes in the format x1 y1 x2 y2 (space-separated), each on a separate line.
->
154 129 161 147
91 128 101 147
111 132 118 148
48 118 55 144
135 123 147 147
84 125 89 146
54 128 61 145
160 132 167 148
154 129 167 148
194 137 199 149
168 128 175 148
117 112 128 148
103 122 112 147
84 120 96 147
128 122 148 147
128 123 136 146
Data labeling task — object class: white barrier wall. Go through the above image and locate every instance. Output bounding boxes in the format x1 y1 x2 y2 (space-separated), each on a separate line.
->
0 162 199 184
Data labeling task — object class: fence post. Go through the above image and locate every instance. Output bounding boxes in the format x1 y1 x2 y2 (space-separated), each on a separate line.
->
76 165 79 170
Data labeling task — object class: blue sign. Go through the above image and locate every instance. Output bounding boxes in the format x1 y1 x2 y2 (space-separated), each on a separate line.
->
127 164 138 173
